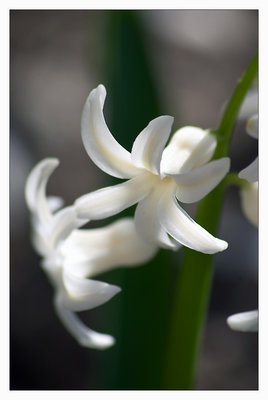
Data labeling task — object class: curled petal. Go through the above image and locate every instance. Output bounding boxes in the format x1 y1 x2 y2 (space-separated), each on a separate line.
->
134 189 180 250
61 270 121 312
161 126 216 175
169 158 230 203
227 310 258 332
25 158 59 223
81 84 140 179
54 294 116 349
62 218 157 277
131 116 173 175
238 157 258 182
158 192 228 254
246 114 258 139
75 173 152 220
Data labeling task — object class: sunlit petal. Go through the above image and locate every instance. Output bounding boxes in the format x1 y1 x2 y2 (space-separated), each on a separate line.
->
227 310 258 332
131 116 173 175
75 173 152 220
81 84 140 179
161 127 216 175
54 294 116 349
169 158 230 203
158 191 228 254
61 270 121 312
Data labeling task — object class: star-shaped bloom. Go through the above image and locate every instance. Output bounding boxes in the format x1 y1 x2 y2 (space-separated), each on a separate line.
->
238 114 258 182
25 158 156 349
227 310 258 332
75 85 230 254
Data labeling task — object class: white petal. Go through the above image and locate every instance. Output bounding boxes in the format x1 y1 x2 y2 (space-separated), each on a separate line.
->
31 225 52 256
50 206 83 250
169 158 230 203
161 126 216 175
158 191 228 254
240 182 258 227
74 173 152 220
81 84 140 179
61 270 121 312
227 310 258 332
246 114 258 139
62 218 157 277
54 295 116 349
47 196 64 213
134 189 181 250
25 158 59 223
131 116 173 175
238 157 258 182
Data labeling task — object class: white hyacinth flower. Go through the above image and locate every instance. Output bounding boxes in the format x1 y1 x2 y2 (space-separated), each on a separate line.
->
238 114 258 182
227 310 258 332
75 84 230 254
25 158 156 349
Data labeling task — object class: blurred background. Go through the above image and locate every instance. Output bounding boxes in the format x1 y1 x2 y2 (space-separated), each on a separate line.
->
10 10 258 390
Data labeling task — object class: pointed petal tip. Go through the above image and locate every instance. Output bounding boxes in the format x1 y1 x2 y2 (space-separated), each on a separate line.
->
195 238 228 255
79 332 116 350
227 310 258 332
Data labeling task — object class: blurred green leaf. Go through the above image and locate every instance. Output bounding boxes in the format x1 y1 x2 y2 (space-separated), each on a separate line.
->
95 10 177 389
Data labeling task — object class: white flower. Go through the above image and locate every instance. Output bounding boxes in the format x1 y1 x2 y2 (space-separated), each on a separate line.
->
227 310 258 332
240 181 258 227
25 158 156 349
75 84 230 254
238 114 258 182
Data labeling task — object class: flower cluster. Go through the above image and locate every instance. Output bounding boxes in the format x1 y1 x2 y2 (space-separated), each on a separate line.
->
227 113 258 333
25 85 231 348
25 158 156 349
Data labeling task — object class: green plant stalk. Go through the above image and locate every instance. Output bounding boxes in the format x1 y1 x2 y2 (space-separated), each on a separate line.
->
98 10 177 389
163 53 258 389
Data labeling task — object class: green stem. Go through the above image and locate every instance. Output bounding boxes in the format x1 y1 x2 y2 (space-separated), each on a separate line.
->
163 53 258 389
224 173 249 189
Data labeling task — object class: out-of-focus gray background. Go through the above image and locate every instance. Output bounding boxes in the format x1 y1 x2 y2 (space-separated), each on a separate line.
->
10 10 258 390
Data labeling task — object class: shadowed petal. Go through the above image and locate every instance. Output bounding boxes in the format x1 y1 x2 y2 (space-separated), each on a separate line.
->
240 182 258 226
47 196 64 213
81 84 140 179
25 158 59 223
246 114 258 139
227 310 258 332
50 206 83 250
134 189 180 250
61 270 121 312
75 173 152 220
131 116 173 175
238 157 258 182
169 158 230 203
54 294 116 349
62 218 157 277
158 191 228 254
161 127 216 175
